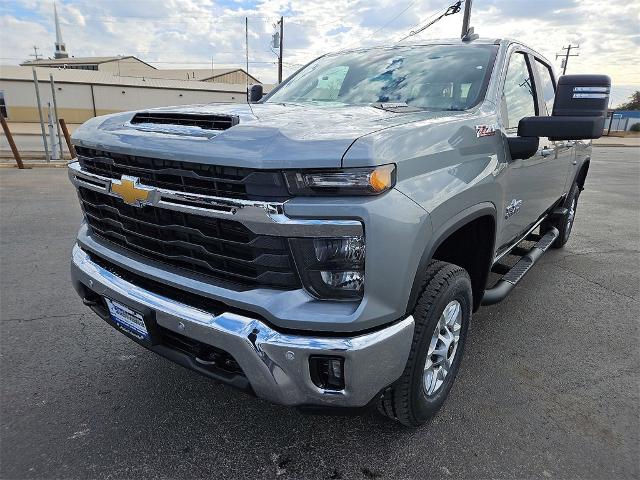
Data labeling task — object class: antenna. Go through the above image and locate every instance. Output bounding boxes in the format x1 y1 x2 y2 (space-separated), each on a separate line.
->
396 1 462 44
461 0 478 41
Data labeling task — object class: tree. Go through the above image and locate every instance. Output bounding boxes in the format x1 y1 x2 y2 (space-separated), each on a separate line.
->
616 91 640 110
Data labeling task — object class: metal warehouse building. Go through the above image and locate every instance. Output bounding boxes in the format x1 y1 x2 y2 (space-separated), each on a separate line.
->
20 56 262 85
0 65 268 124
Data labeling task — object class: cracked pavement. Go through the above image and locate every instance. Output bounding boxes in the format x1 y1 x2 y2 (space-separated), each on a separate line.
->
1 147 638 479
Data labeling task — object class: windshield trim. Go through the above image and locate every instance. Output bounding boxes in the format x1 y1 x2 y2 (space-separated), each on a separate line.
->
262 44 499 110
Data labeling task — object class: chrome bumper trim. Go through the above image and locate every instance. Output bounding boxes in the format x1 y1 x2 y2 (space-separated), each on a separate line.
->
72 244 414 407
68 161 363 237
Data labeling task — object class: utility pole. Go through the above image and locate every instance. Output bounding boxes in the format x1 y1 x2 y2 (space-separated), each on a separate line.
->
29 46 42 61
556 44 579 75
278 17 284 84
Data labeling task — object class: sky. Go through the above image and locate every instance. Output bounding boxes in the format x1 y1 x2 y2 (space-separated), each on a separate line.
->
1 0 638 106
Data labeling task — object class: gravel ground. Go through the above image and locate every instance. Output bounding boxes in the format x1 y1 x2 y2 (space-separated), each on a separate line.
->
1 146 638 479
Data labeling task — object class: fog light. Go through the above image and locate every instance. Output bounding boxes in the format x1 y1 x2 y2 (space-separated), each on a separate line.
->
289 236 365 300
320 271 364 291
309 356 345 390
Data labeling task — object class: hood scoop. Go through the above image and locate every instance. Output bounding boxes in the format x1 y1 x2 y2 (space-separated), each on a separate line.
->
126 112 239 138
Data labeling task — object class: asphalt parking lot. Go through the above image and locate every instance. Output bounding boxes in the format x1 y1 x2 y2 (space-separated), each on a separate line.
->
1 146 638 480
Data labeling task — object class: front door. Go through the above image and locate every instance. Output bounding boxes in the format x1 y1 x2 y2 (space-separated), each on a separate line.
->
498 51 568 248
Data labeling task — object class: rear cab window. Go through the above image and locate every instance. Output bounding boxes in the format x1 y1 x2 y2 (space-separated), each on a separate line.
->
533 59 556 116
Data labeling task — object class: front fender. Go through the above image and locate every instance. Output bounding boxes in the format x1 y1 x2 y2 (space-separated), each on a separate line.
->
405 202 497 314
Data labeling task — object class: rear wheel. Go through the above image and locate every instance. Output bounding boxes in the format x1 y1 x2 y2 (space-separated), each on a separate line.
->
544 182 580 249
378 261 472 427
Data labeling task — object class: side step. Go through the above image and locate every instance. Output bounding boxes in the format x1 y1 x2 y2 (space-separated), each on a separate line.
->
481 227 559 306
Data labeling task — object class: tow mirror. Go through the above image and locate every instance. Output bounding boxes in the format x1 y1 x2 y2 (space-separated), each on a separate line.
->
248 84 263 103
507 136 539 160
518 74 611 140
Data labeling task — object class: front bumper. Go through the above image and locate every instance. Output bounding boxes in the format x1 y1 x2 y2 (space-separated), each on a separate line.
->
71 244 415 407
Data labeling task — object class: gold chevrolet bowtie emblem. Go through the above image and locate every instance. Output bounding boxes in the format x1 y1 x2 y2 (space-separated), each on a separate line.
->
110 176 154 206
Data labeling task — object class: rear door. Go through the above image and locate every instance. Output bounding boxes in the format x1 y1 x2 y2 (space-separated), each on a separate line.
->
531 57 576 195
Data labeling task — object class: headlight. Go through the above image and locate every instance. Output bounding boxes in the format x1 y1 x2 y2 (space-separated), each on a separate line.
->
284 164 396 196
289 236 365 300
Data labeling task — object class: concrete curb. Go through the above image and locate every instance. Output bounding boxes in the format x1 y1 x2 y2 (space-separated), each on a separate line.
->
593 144 639 148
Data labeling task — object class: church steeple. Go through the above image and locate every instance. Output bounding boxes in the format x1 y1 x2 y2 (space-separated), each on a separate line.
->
53 1 68 59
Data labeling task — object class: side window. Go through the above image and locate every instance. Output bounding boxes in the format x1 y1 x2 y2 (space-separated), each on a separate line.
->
535 59 556 116
502 52 537 131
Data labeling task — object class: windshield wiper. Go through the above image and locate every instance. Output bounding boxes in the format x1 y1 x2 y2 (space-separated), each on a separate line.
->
370 102 422 112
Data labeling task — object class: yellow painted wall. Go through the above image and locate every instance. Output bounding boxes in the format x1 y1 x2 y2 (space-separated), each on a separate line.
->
0 79 244 123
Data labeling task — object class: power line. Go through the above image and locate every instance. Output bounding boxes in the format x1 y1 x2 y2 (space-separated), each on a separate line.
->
357 0 419 43
395 1 462 44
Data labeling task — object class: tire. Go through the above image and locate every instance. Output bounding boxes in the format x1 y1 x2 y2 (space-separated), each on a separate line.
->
378 261 472 427
543 182 580 249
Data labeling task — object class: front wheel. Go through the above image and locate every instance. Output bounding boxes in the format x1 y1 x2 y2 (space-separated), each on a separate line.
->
378 261 472 427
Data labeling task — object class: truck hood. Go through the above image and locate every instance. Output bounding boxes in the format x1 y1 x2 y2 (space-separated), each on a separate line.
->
72 102 455 169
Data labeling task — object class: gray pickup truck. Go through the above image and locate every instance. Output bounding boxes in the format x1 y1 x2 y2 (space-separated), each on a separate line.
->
69 38 610 426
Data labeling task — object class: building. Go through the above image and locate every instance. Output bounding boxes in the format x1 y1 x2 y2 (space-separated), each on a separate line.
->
53 1 68 59
20 3 263 85
136 68 263 84
21 56 158 74
604 110 640 132
21 57 262 85
0 65 270 124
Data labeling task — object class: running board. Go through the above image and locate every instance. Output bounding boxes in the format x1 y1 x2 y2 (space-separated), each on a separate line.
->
481 227 559 306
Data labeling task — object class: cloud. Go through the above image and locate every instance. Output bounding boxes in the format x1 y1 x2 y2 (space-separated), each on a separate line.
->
0 0 638 92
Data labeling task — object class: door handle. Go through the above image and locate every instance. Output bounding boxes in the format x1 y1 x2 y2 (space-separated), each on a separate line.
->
541 147 554 157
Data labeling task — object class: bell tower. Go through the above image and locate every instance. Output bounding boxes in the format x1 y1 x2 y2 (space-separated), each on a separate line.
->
53 2 68 59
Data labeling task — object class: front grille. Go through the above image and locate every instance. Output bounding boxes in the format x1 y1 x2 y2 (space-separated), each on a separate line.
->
76 147 290 200
78 187 300 290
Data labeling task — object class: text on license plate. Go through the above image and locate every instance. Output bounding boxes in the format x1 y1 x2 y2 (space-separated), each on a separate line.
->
105 298 149 341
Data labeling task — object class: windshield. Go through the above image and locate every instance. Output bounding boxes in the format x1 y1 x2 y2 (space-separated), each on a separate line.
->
266 44 497 111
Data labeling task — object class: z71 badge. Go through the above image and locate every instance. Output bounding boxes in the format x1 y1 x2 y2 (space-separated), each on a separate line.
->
476 124 497 137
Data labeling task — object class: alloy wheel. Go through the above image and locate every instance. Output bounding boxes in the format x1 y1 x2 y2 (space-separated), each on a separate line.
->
423 300 462 396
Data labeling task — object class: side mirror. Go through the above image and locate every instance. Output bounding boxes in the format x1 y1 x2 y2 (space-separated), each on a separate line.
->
508 136 539 160
248 84 263 103
518 74 611 140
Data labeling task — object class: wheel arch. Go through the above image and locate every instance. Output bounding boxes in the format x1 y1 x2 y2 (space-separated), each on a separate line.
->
406 203 497 314
576 158 590 191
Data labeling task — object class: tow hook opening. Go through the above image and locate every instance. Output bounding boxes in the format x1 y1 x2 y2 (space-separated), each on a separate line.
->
81 284 110 320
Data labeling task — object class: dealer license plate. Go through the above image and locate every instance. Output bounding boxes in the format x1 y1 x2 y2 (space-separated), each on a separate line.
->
105 298 150 341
